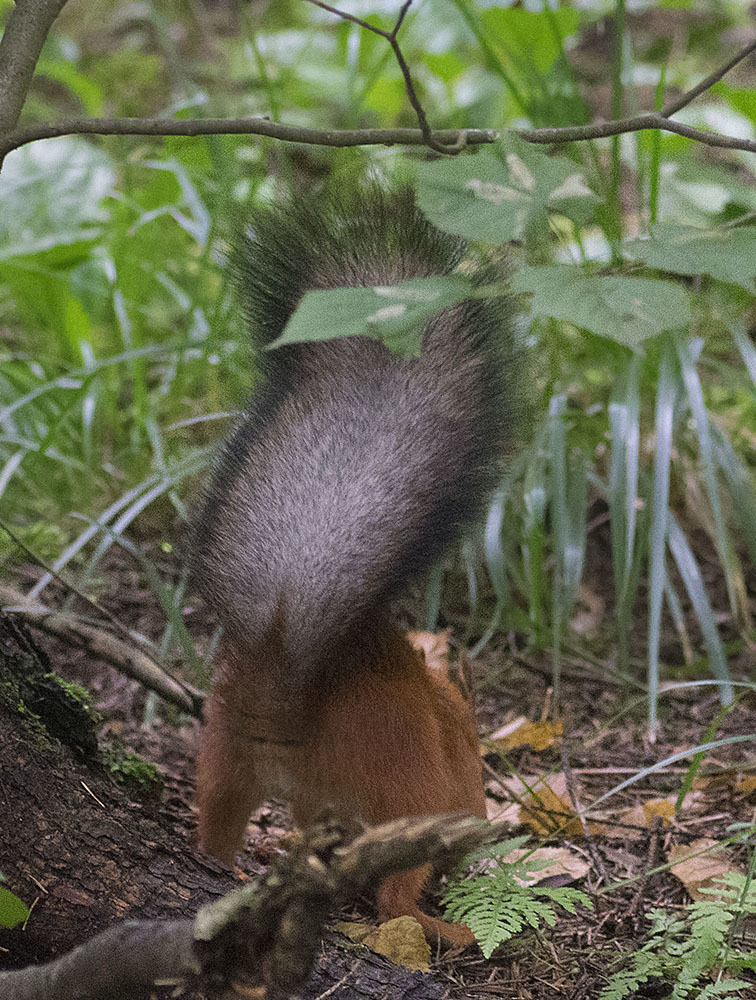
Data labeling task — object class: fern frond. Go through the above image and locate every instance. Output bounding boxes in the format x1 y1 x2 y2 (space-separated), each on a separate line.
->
442 857 591 959
697 979 754 997
597 950 662 1000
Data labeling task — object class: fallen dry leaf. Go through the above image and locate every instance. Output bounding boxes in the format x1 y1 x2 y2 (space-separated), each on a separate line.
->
737 774 756 796
489 717 563 752
590 791 705 840
504 846 590 884
334 920 374 944
667 838 739 900
487 772 583 837
364 916 431 972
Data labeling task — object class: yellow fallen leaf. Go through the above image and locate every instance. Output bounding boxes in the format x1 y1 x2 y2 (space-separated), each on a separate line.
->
487 773 582 837
364 916 431 972
667 839 738 900
489 718 563 752
590 792 704 840
334 920 374 944
643 797 676 824
737 774 756 795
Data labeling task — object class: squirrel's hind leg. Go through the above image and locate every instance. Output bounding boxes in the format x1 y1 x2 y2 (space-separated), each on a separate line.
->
196 640 295 865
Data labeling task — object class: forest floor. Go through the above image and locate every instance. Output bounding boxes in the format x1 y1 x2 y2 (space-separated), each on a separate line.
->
6 521 755 1000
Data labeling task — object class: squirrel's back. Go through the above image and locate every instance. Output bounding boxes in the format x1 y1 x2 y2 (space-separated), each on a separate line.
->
192 185 522 685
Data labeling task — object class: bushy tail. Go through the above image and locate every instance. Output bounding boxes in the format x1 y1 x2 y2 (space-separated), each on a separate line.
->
193 183 524 687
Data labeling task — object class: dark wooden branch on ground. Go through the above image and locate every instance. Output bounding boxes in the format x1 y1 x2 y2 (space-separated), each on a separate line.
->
0 585 202 717
0 815 488 1000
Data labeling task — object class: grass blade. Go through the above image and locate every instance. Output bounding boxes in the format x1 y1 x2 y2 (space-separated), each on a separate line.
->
548 392 567 700
667 513 733 703
608 353 642 671
647 336 677 737
731 321 756 389
675 332 741 622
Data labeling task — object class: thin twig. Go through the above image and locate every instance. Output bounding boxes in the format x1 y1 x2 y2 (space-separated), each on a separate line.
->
303 0 393 40
514 112 756 153
303 0 460 154
0 518 158 654
661 36 756 117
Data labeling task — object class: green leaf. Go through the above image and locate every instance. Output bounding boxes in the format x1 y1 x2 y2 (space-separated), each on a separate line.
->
37 57 105 115
480 7 581 75
270 276 472 358
0 230 101 268
623 224 756 293
712 81 756 129
443 862 590 959
0 886 29 930
414 140 596 244
512 267 690 346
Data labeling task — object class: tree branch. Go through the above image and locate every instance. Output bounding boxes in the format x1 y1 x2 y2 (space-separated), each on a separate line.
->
0 585 203 717
0 814 489 1000
514 112 756 154
5 109 756 162
0 116 498 159
0 0 69 136
303 0 462 155
661 36 756 117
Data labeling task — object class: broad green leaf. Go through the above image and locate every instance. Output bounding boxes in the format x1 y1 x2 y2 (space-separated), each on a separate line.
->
0 231 101 268
712 81 756 129
414 140 596 244
270 276 472 358
512 267 690 346
0 887 29 930
623 224 756 293
0 138 113 241
37 57 105 115
480 7 581 76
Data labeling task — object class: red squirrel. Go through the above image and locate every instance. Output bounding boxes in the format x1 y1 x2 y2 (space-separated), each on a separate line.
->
192 184 521 945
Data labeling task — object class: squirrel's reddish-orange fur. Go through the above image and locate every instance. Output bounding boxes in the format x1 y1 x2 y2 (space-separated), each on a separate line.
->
196 627 486 946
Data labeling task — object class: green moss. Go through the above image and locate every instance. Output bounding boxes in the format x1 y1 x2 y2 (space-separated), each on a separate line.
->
103 743 162 790
45 674 100 723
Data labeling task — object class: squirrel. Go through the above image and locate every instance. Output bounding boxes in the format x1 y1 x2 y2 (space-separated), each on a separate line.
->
192 183 522 946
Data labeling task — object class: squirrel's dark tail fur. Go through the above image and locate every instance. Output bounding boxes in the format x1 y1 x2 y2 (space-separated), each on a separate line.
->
192 184 521 690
